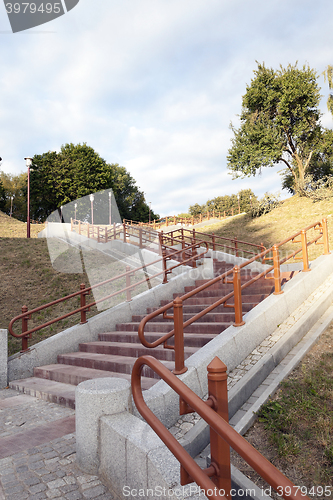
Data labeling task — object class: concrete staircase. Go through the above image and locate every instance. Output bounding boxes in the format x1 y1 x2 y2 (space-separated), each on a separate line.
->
9 261 296 409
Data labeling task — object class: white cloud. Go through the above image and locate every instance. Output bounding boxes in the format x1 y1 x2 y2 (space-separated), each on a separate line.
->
0 0 333 216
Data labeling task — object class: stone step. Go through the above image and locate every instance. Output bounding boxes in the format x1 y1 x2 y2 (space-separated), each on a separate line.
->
78 341 197 361
33 364 156 390
98 331 216 347
115 321 229 334
57 351 174 379
131 312 237 323
9 378 77 409
161 293 270 305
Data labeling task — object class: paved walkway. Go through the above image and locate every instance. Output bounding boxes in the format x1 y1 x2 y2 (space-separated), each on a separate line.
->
0 391 114 500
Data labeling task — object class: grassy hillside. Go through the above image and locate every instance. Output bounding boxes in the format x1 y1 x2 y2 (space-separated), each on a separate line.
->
198 195 333 261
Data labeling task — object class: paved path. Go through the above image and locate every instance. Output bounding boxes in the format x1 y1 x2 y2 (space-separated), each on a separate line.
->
0 390 114 500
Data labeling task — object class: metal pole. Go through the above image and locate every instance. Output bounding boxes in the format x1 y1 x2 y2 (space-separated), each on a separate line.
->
233 266 245 326
207 357 231 497
272 245 283 294
27 165 30 238
109 192 111 226
173 297 187 375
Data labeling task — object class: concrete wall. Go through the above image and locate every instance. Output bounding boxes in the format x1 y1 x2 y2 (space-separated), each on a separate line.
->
0 330 8 388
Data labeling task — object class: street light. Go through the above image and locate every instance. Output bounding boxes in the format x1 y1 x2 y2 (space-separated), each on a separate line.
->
109 191 111 225
24 157 33 238
90 194 94 225
10 195 14 217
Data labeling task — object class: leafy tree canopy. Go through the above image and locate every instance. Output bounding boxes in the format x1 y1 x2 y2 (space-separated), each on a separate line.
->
227 62 327 192
30 143 158 222
189 189 257 215
0 171 27 220
322 65 333 117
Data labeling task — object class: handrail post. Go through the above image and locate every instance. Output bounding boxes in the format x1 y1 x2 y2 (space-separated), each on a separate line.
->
158 232 163 256
322 218 330 255
97 226 100 243
191 216 194 226
162 249 168 284
139 227 143 248
80 284 87 324
234 236 238 257
207 357 231 497
21 305 29 352
233 266 245 326
113 222 116 239
272 245 283 294
126 266 132 302
301 230 310 272
212 233 216 251
174 215 176 225
173 297 187 375
87 223 90 238
191 239 197 268
123 223 127 243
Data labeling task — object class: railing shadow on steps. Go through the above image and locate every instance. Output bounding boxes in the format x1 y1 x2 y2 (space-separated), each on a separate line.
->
132 354 310 500
8 240 209 352
138 219 330 374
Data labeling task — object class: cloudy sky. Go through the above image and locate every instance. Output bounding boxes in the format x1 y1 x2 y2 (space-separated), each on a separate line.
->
0 0 333 216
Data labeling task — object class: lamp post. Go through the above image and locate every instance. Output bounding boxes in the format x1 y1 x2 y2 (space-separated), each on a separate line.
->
149 201 151 224
109 191 111 226
10 195 14 217
90 194 94 225
24 157 33 238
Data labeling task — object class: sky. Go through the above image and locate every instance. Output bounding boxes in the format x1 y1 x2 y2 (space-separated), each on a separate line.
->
0 0 333 217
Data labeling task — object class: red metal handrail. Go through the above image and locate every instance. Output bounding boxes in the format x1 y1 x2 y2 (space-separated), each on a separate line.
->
138 219 330 373
9 241 209 352
162 227 265 258
131 355 310 500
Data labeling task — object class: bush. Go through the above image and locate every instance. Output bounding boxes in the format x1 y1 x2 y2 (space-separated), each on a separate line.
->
250 192 281 218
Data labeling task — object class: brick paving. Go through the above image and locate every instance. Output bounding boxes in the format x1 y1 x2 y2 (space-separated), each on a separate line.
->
0 390 115 500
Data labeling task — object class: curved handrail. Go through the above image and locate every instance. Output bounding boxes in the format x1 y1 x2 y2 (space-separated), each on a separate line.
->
138 219 329 371
131 355 310 500
9 240 209 350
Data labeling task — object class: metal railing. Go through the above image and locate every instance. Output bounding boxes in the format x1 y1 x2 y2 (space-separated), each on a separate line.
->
124 206 241 230
131 355 310 500
161 227 265 258
138 219 330 373
9 241 209 352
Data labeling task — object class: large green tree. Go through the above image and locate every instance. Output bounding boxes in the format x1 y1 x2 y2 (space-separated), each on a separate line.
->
0 171 27 220
227 63 325 192
323 65 333 117
30 143 157 222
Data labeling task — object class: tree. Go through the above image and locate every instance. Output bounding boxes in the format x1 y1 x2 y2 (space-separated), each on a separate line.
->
323 65 333 117
30 143 156 222
0 178 6 212
0 171 27 220
227 62 324 193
